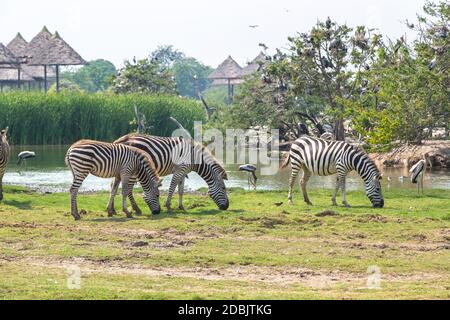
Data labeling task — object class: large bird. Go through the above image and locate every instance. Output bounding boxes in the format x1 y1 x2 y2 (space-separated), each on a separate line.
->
239 164 257 190
409 154 431 194
17 151 36 166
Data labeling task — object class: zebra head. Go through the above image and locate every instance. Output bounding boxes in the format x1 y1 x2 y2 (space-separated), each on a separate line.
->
365 173 384 208
208 167 229 210
143 181 161 214
138 157 161 214
0 127 8 143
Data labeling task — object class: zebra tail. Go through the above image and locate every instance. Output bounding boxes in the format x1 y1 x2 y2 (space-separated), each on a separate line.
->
280 153 291 170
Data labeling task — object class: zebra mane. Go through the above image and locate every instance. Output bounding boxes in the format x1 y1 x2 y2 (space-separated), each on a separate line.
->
194 140 227 179
350 144 381 177
127 145 160 179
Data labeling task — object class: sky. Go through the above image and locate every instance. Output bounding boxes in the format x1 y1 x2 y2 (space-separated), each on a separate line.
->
0 0 426 69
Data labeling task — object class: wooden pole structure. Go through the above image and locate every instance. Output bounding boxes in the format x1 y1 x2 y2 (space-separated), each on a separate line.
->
44 65 48 92
17 67 21 89
56 65 60 92
227 79 231 104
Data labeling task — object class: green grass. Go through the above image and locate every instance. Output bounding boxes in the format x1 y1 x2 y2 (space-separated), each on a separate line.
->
0 186 449 299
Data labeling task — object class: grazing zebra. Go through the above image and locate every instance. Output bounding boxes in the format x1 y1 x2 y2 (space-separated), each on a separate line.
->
66 140 161 220
282 136 384 208
0 128 10 201
110 133 229 212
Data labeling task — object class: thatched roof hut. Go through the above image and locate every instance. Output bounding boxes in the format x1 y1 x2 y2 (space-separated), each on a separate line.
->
0 68 34 81
208 55 243 85
28 31 86 66
5 32 55 81
241 52 266 76
26 26 54 62
7 33 28 58
0 43 19 68
27 30 86 91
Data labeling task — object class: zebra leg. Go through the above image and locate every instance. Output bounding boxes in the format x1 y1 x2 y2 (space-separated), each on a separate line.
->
69 173 88 221
300 168 313 206
340 175 350 208
331 176 341 206
120 176 133 218
107 177 121 216
178 176 186 211
166 166 189 212
0 172 4 201
288 166 300 205
127 177 142 215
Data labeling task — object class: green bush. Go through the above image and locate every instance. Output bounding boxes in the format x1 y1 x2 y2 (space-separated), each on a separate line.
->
0 92 205 145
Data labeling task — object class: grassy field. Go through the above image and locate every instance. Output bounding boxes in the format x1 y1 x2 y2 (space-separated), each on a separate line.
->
0 185 449 299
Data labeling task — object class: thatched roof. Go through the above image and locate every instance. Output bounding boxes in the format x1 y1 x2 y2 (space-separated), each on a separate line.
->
0 68 34 81
241 52 266 76
25 26 53 64
208 55 242 80
7 33 28 58
0 43 19 67
28 30 86 66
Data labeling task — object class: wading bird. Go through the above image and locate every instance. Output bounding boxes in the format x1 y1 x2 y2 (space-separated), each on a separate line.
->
239 164 257 190
17 151 36 166
409 153 431 194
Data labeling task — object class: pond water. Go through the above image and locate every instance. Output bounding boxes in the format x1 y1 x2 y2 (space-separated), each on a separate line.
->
4 145 450 193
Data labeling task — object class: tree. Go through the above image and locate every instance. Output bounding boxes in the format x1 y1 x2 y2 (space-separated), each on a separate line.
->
149 45 185 69
63 59 116 92
172 57 213 98
344 0 449 146
48 79 82 93
111 58 177 94
225 19 384 140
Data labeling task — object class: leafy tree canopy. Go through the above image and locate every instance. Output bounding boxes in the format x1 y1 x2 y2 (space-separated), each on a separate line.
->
63 59 116 92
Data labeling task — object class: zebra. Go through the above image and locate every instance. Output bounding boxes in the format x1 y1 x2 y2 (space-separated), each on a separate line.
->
282 136 384 208
65 140 161 220
109 133 229 213
0 127 10 201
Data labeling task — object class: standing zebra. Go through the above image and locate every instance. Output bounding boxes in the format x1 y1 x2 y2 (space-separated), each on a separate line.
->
66 140 161 220
0 127 10 201
282 136 384 208
110 134 229 212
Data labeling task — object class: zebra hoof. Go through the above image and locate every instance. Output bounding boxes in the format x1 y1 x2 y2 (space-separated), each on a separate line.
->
72 212 81 220
125 212 133 219
133 208 142 216
178 205 186 211
107 209 116 217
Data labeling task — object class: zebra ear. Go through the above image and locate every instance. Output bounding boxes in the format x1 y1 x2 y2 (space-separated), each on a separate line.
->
157 178 163 187
379 174 383 180
222 172 228 180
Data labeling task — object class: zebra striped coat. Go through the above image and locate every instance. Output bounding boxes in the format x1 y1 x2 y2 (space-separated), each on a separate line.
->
66 140 161 220
111 134 229 211
282 136 384 208
0 128 10 201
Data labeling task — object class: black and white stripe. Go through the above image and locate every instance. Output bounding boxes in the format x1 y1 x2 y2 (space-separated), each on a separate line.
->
0 128 10 201
111 134 229 211
66 140 161 220
282 136 384 208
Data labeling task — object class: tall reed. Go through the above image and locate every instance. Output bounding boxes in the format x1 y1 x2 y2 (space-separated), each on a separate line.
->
0 92 205 145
